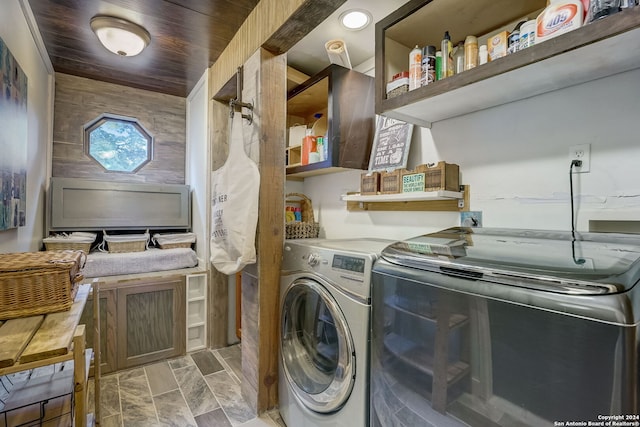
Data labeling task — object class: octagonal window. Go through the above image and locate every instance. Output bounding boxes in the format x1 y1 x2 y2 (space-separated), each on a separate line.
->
84 114 153 172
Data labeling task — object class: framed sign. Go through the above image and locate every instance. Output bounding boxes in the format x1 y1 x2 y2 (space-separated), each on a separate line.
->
368 115 413 172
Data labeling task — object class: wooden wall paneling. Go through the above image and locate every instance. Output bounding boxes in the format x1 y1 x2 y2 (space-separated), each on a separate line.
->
208 100 230 349
52 73 186 184
236 272 242 339
28 0 260 97
240 265 260 413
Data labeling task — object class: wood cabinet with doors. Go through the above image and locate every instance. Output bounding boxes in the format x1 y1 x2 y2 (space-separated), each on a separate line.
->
80 286 117 374
81 274 186 374
286 64 376 178
375 0 640 128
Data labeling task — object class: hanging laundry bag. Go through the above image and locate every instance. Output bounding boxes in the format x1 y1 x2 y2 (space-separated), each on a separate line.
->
210 113 260 274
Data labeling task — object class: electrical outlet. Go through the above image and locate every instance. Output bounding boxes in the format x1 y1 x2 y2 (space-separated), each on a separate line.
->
569 143 590 173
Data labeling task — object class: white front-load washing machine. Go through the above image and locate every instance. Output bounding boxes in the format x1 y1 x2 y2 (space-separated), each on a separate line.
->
279 238 391 427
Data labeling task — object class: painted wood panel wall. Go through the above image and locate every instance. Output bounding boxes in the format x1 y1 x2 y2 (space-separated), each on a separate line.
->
52 73 186 184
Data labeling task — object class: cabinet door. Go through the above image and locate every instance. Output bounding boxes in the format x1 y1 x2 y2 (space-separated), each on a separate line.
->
117 278 186 369
80 288 117 374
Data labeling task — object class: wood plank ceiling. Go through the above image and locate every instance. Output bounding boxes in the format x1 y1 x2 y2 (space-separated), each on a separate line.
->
27 0 260 97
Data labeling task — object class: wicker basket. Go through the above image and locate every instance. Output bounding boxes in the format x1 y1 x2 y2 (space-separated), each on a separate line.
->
152 232 196 249
101 230 149 253
285 193 320 239
0 250 86 320
43 232 96 253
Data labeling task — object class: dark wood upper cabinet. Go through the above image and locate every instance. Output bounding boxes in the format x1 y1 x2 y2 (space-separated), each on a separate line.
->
286 64 375 179
375 0 640 128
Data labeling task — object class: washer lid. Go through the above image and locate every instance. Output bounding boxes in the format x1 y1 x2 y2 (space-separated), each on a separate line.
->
381 227 640 295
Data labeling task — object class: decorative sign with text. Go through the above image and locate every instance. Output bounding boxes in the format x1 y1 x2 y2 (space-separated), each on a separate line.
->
402 172 425 193
368 115 413 173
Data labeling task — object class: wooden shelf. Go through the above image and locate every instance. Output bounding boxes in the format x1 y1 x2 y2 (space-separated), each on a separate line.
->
286 64 375 178
376 4 640 127
343 190 462 202
343 185 469 211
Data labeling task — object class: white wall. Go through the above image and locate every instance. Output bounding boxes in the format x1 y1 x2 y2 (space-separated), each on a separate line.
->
0 1 53 252
186 70 210 265
298 68 640 240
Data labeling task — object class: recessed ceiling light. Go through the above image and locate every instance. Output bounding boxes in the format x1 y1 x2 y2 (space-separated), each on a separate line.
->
339 9 372 31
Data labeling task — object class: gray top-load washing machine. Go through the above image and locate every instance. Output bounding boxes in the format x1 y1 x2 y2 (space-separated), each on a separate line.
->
370 227 640 427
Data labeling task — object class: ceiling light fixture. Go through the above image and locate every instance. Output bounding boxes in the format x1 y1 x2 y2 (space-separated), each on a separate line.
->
339 9 372 31
90 16 150 57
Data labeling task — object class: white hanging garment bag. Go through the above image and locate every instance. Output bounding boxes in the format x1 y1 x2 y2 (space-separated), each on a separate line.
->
210 113 260 274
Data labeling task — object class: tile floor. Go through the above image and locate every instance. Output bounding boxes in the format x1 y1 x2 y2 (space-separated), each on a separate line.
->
92 344 286 427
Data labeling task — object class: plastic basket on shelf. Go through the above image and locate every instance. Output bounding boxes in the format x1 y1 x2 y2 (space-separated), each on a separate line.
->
285 193 320 239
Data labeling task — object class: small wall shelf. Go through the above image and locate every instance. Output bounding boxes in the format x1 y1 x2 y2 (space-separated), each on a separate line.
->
186 273 207 352
342 185 469 212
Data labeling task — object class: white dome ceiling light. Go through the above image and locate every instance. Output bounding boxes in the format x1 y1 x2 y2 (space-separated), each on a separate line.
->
90 16 150 57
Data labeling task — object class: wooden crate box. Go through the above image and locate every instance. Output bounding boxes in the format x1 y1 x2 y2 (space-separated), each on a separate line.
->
379 169 403 194
424 162 460 192
360 172 380 195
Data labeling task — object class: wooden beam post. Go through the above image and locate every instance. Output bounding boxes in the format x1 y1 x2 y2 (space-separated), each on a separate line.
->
255 48 286 412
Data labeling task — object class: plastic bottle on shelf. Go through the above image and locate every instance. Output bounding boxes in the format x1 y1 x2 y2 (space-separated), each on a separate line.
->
519 20 536 49
586 0 621 23
323 134 328 162
464 35 478 70
316 137 325 162
440 31 454 79
537 0 584 42
508 21 526 54
479 45 488 65
409 45 422 90
453 42 465 74
435 51 442 80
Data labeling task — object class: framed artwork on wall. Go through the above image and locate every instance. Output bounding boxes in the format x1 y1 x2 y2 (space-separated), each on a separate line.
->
0 36 27 230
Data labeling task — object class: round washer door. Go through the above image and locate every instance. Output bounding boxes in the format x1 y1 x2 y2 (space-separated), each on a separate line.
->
281 278 355 414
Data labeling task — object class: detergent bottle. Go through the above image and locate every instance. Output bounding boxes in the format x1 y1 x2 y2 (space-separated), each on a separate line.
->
536 0 584 43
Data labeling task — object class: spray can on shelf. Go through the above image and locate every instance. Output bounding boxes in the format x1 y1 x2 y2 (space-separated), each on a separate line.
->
409 45 422 90
441 31 454 79
421 45 436 86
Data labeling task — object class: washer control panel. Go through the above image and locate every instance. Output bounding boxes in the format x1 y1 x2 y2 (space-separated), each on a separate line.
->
282 238 394 300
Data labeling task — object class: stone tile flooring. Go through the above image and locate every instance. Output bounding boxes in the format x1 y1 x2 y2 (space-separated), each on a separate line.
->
92 344 285 427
